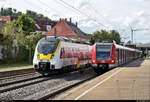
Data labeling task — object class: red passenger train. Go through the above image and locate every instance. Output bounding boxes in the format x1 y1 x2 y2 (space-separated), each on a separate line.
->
91 41 142 74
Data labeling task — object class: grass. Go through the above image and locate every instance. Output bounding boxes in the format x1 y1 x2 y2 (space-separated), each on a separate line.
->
0 63 33 72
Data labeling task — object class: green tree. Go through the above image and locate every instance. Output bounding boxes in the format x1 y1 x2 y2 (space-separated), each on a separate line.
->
26 10 51 21
24 33 42 64
110 30 121 44
0 7 51 21
90 30 121 44
16 31 42 63
2 23 16 62
90 30 111 44
11 14 35 34
3 23 16 42
2 23 42 64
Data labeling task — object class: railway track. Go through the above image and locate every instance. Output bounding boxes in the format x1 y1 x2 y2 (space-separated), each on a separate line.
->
0 67 96 100
0 75 46 93
0 70 67 94
38 74 97 100
0 72 36 81
0 68 35 79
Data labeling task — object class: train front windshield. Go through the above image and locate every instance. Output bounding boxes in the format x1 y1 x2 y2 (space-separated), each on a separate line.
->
37 38 59 55
96 44 112 60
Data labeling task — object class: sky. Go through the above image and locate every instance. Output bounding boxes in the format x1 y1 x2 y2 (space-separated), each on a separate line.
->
0 0 150 43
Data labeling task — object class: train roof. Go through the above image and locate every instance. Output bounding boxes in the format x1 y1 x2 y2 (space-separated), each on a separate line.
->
95 42 141 52
115 44 141 52
41 36 91 45
115 44 133 51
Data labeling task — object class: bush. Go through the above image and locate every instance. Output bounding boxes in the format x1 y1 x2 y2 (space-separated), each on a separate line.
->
78 65 86 74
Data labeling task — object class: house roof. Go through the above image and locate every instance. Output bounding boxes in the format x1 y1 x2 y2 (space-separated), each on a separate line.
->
0 16 57 32
46 19 91 40
65 21 91 40
34 19 57 31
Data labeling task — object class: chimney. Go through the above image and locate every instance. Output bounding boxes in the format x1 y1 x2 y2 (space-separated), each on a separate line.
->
65 18 67 21
76 22 78 27
70 18 72 23
54 28 57 37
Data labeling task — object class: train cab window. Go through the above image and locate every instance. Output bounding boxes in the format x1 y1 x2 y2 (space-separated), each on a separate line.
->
37 38 59 55
96 44 112 60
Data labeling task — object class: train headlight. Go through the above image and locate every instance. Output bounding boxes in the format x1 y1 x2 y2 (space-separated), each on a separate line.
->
37 54 40 59
51 54 54 59
92 60 96 63
111 60 115 63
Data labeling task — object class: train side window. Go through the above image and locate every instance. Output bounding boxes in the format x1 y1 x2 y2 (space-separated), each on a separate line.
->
118 49 120 64
60 48 65 59
120 49 122 64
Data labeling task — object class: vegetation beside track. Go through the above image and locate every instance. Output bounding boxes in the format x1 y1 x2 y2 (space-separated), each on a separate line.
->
0 63 32 72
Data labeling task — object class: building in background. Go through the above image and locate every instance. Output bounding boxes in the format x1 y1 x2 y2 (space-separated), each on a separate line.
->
0 21 6 41
0 16 57 34
46 18 91 42
136 43 150 57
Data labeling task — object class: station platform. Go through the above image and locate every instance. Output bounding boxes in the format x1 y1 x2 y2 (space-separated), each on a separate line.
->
54 58 150 100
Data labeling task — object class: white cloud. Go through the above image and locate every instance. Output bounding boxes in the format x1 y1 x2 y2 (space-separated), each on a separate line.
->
80 20 98 28
137 0 150 2
74 0 89 9
0 0 6 2
50 14 61 20
136 10 144 16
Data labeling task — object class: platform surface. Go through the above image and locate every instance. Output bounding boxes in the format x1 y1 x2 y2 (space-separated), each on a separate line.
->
54 58 150 100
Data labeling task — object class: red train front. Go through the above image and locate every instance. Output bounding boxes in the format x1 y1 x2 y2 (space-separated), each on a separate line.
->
92 41 116 74
92 41 141 74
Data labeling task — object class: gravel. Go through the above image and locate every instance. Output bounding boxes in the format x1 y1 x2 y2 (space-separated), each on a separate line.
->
0 68 96 100
0 72 41 85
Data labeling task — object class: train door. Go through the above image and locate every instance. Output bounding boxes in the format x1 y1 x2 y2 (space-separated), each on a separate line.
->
122 50 124 63
116 49 118 65
123 50 125 63
118 49 120 65
125 50 126 63
121 49 123 64
120 49 122 64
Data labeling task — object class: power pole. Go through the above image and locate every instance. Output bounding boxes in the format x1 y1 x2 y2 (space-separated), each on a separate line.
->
129 24 150 43
129 25 134 43
54 28 57 37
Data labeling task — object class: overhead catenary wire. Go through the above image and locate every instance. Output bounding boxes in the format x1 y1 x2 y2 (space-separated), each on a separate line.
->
23 0 50 15
57 0 130 43
89 4 126 32
54 0 83 16
24 0 121 31
58 0 110 29
24 0 64 20
88 3 131 43
89 4 113 26
37 0 64 17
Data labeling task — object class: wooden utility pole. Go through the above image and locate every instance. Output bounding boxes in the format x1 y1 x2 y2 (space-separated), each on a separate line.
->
54 28 56 37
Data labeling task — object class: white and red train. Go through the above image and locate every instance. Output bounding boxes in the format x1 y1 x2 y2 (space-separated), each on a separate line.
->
33 36 92 76
33 37 141 76
91 41 142 74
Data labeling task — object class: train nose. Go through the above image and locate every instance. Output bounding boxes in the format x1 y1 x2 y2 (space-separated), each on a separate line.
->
34 62 51 72
39 62 50 71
